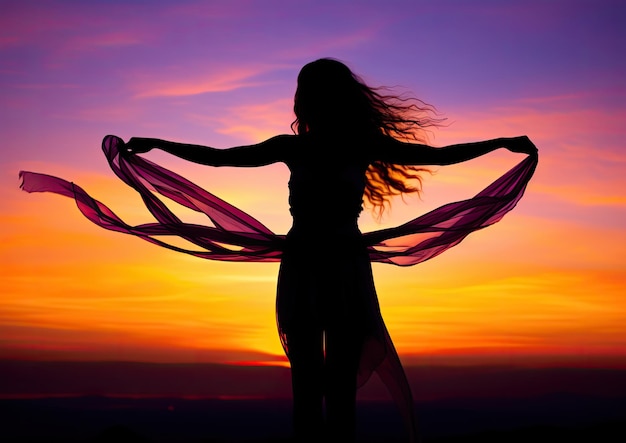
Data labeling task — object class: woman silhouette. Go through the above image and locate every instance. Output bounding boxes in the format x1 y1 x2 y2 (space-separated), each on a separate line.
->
123 58 537 441
21 58 537 442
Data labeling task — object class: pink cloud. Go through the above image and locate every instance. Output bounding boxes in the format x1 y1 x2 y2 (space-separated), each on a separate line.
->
276 26 381 61
1 2 156 62
434 100 626 209
60 31 145 53
0 36 19 48
67 102 144 124
160 0 252 20
211 98 294 142
130 64 282 98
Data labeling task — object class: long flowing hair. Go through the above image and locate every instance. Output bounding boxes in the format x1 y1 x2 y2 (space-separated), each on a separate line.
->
292 58 444 217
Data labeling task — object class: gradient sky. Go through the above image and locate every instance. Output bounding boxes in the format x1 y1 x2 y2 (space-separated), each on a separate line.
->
1 0 625 368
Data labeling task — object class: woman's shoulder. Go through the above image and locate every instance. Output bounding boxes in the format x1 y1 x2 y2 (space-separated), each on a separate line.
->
256 134 299 160
264 133 299 146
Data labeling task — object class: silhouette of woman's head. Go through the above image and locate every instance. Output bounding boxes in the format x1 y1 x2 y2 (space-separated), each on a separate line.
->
293 58 372 135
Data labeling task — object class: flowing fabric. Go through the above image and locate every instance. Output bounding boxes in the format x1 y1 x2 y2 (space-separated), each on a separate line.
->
20 135 537 441
19 136 537 265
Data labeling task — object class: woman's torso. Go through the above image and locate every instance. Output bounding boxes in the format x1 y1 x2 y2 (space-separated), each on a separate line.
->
276 133 383 335
277 136 380 336
284 133 371 238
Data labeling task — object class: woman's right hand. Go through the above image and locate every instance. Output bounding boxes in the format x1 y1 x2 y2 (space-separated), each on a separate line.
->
124 137 159 155
506 136 538 156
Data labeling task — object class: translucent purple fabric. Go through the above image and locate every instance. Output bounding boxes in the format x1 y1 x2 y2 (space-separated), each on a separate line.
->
19 135 537 441
20 135 537 266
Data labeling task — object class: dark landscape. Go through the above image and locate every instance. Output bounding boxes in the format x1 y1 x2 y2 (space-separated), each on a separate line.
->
2 360 625 442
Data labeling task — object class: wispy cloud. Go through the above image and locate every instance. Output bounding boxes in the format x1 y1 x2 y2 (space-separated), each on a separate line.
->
276 26 381 61
435 98 626 209
60 31 145 53
1 2 151 51
131 65 281 98
532 182 626 207
211 98 294 142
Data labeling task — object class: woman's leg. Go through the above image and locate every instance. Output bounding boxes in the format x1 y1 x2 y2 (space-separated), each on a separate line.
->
324 327 361 442
287 327 325 442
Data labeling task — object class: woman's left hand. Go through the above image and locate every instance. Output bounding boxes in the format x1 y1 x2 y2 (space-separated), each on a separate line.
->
507 136 538 156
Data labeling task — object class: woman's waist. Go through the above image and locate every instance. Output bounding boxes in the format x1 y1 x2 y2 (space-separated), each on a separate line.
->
287 217 362 243
290 215 358 231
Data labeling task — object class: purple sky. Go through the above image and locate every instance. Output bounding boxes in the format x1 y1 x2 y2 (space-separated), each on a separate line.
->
3 0 623 165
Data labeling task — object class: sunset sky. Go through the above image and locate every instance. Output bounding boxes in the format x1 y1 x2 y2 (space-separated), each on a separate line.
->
1 0 625 370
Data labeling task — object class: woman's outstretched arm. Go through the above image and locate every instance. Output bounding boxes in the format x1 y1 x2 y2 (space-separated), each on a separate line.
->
124 134 295 167
377 135 537 166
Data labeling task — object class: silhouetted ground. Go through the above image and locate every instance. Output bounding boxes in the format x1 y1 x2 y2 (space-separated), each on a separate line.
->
1 395 625 443
2 362 625 442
